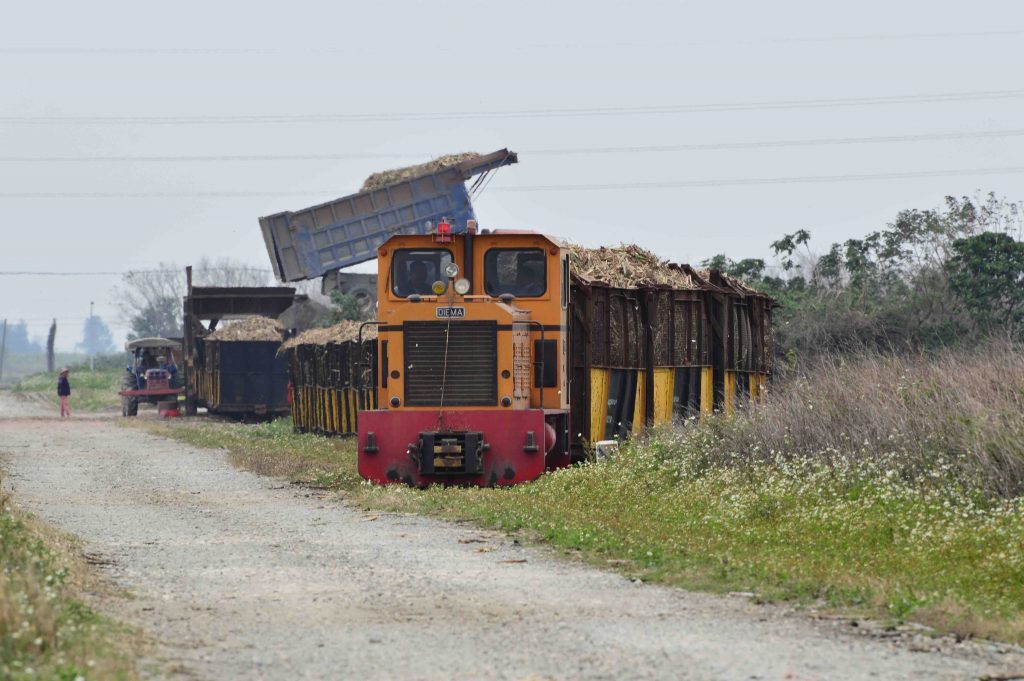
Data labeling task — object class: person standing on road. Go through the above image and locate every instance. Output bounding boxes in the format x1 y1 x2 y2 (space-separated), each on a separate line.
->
57 367 71 417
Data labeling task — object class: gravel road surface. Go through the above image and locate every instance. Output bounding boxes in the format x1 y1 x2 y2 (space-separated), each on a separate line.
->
1 394 1021 680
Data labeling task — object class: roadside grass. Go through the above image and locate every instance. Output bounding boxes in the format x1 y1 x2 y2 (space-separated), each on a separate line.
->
0 476 140 680
8 369 123 412
138 417 364 489
140 409 1024 645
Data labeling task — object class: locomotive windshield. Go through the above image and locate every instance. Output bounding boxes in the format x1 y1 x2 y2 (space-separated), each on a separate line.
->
392 249 453 297
484 248 547 298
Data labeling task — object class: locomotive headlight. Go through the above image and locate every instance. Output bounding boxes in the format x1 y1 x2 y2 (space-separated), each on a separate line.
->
431 280 447 295
444 262 460 279
453 278 470 295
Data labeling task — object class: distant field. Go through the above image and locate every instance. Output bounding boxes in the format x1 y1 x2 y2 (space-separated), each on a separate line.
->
0 353 90 387
8 369 123 412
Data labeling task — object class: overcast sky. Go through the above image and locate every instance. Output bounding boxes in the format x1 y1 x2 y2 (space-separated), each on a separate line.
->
1 0 1022 350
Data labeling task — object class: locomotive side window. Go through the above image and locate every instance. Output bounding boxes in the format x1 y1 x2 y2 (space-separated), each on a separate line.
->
391 249 453 297
484 248 547 298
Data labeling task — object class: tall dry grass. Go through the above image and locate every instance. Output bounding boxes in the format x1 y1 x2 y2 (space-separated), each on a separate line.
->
705 343 1024 498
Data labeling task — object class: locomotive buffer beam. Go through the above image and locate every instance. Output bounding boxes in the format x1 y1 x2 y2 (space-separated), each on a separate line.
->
413 431 486 476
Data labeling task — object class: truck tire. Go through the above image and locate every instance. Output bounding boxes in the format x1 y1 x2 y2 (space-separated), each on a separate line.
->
121 372 139 417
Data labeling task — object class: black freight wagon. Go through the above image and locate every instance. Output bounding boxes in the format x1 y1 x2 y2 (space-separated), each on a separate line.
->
287 334 377 435
181 270 304 417
194 336 291 417
567 264 719 461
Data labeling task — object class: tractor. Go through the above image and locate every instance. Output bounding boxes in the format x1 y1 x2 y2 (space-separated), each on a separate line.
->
119 337 185 416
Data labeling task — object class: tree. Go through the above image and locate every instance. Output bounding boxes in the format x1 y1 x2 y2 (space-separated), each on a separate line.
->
701 254 768 281
127 295 181 339
113 263 185 339
324 291 372 325
705 192 1024 359
1 320 41 353
946 232 1024 332
76 315 116 354
112 258 274 339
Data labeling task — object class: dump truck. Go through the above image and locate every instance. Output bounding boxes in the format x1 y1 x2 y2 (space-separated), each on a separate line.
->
258 149 518 309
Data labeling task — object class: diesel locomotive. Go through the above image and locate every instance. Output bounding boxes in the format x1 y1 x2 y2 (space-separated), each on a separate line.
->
353 220 773 487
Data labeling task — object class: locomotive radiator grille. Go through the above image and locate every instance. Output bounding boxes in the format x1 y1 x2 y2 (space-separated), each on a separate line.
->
404 321 498 406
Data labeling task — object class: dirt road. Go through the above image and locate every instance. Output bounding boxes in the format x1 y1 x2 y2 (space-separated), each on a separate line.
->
1 396 1021 680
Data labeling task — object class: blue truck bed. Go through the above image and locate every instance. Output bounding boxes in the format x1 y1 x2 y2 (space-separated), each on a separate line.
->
258 149 517 281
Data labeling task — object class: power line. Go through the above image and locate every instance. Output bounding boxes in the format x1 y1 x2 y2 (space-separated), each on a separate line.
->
527 129 1024 154
0 151 419 163
499 166 1024 191
0 191 386 198
2 165 1024 199
8 318 125 323
2 88 1023 125
2 128 1021 163
770 28 1024 43
2 29 1021 55
0 268 273 275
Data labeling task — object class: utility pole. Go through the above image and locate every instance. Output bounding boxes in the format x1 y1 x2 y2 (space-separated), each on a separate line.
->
89 301 95 372
0 319 7 384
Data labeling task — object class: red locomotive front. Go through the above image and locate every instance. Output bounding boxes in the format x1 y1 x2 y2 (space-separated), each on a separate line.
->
357 224 571 487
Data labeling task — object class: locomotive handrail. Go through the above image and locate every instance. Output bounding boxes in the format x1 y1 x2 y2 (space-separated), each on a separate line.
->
521 320 547 409
355 321 384 398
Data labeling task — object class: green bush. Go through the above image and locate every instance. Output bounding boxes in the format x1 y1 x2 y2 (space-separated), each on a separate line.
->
0 483 137 680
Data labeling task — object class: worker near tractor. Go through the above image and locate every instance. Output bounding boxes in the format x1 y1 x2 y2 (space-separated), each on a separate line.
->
158 355 180 388
57 367 71 417
157 355 177 376
134 356 148 388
